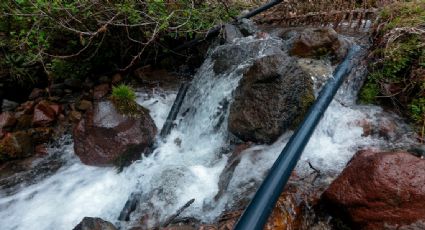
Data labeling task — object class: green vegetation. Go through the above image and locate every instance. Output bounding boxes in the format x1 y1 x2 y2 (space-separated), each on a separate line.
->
359 1 425 139
110 84 140 116
112 84 136 103
0 0 246 88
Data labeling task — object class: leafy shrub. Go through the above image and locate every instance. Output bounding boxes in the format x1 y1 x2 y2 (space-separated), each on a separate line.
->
0 0 245 86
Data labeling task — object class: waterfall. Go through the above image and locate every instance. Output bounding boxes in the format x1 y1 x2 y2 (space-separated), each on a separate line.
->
0 35 417 230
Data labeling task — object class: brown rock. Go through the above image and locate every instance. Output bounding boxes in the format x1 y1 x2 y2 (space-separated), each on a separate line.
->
73 100 157 166
378 118 397 140
0 131 34 161
32 100 60 127
354 119 373 137
15 114 33 130
0 112 17 131
289 28 350 63
28 88 45 100
16 101 35 114
111 73 123 84
69 110 82 122
73 217 117 230
35 144 48 156
265 192 303 230
28 127 53 143
77 100 93 111
321 150 425 229
93 84 110 100
228 54 314 144
134 66 181 90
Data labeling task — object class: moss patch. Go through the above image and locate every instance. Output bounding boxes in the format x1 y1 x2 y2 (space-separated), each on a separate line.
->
359 1 425 138
110 84 149 117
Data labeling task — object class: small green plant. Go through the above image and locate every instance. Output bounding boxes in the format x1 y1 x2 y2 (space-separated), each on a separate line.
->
111 84 139 116
112 84 136 102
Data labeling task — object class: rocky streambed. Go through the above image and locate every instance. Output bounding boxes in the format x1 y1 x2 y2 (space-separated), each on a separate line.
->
0 20 424 230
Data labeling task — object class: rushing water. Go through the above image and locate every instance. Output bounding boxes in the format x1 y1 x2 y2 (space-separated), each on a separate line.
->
0 35 417 230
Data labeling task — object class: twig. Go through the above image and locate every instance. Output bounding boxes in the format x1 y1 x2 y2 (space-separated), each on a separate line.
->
308 161 321 174
161 198 195 227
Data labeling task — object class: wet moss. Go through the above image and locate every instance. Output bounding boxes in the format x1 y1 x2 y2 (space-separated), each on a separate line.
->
291 86 315 129
359 1 425 137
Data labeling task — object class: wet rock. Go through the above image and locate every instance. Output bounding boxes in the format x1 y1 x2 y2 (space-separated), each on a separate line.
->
49 83 65 96
134 67 182 90
93 84 110 100
265 192 303 230
64 78 82 89
378 118 397 140
28 88 45 100
16 101 35 114
32 100 61 127
111 73 123 85
228 54 314 144
408 145 425 158
223 24 243 43
289 28 350 63
15 114 33 130
98 75 110 84
73 217 117 230
237 18 258 36
211 38 283 75
69 110 82 122
0 131 34 161
28 127 53 143
321 150 425 230
1 99 19 112
0 112 17 131
73 100 157 166
83 78 95 90
77 100 93 111
215 142 253 201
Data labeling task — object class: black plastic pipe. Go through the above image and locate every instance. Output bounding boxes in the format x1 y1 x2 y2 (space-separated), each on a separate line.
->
234 46 360 230
159 82 190 139
237 0 283 20
172 0 283 53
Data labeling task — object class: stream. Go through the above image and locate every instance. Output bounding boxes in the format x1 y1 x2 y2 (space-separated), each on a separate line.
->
0 34 417 230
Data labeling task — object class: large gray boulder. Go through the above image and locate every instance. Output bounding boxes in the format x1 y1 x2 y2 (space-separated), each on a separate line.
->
228 54 314 144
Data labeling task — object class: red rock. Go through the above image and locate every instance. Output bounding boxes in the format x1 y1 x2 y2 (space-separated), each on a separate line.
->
93 84 110 100
32 100 59 127
73 100 157 166
16 101 35 114
0 112 17 131
28 88 45 100
35 144 48 156
321 150 425 229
